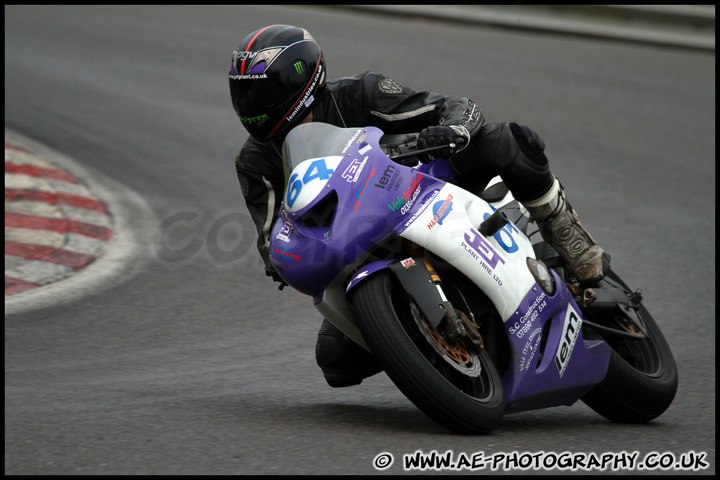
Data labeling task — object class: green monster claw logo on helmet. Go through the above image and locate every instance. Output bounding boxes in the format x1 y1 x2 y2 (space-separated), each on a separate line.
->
229 25 326 142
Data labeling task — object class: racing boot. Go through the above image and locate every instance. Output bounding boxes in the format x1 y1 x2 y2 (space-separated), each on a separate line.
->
523 177 607 286
315 319 383 388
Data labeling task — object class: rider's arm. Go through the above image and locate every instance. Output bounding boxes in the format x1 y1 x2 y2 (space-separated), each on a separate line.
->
234 141 285 280
358 72 485 138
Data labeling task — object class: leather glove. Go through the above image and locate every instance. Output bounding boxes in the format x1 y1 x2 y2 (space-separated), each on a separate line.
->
417 125 469 163
265 265 288 290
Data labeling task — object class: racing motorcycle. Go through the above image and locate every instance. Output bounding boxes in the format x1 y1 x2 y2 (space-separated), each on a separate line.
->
269 122 677 434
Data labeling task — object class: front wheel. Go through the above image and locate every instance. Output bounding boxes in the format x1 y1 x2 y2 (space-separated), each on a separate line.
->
352 272 505 434
581 268 678 423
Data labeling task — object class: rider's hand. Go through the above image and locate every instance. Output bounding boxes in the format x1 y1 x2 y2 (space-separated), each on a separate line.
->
265 265 288 290
417 125 469 163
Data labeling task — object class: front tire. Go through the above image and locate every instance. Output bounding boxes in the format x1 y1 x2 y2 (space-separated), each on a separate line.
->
352 272 505 434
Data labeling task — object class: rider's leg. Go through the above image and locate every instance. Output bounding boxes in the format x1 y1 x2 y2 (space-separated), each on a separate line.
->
451 121 606 286
315 319 382 388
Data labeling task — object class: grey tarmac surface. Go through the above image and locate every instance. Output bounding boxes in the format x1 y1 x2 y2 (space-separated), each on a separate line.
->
5 5 714 475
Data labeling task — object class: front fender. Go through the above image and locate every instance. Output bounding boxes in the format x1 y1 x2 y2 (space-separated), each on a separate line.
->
345 257 446 328
344 260 393 297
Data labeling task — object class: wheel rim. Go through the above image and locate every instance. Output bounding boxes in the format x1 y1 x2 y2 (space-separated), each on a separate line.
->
391 286 496 400
604 307 664 377
410 302 483 377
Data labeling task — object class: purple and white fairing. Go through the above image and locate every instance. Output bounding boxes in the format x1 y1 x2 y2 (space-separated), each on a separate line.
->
269 122 610 413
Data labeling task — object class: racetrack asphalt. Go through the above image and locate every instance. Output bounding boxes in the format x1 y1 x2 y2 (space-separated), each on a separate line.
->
5 5 714 474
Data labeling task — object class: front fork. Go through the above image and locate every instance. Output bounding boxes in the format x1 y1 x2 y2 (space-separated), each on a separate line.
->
404 240 484 353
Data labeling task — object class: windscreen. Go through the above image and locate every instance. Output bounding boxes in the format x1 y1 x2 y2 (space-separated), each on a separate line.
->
281 123 364 182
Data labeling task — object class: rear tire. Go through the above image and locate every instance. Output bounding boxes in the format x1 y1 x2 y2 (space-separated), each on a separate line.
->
581 269 678 422
352 272 505 434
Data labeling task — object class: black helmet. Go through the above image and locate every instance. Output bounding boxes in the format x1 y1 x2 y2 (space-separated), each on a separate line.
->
229 25 326 142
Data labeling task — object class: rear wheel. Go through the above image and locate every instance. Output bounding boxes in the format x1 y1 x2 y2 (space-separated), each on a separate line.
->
581 268 678 422
352 272 505 434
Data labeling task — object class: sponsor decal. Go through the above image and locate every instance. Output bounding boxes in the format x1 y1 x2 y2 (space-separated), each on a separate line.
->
274 245 300 261
293 61 304 75
358 144 372 155
234 51 257 62
427 194 454 230
400 257 416 269
373 164 401 191
509 292 547 339
230 73 268 80
341 129 364 154
462 228 506 286
402 190 439 229
275 221 292 243
353 168 376 212
388 173 422 215
341 158 367 183
555 306 582 377
519 327 544 372
241 113 268 125
462 228 506 269
286 63 323 124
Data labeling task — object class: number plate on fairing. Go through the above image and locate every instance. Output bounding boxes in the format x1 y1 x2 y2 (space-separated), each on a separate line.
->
285 156 343 213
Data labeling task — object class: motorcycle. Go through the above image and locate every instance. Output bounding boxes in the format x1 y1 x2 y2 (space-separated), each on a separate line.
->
269 122 677 434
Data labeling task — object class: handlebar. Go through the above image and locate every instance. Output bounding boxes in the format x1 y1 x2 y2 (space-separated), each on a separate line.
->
391 143 456 161
380 133 455 165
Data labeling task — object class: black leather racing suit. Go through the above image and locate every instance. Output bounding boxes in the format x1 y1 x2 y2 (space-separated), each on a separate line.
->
234 71 553 278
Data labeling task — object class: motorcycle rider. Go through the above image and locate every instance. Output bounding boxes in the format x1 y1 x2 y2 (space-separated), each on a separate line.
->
229 25 607 388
